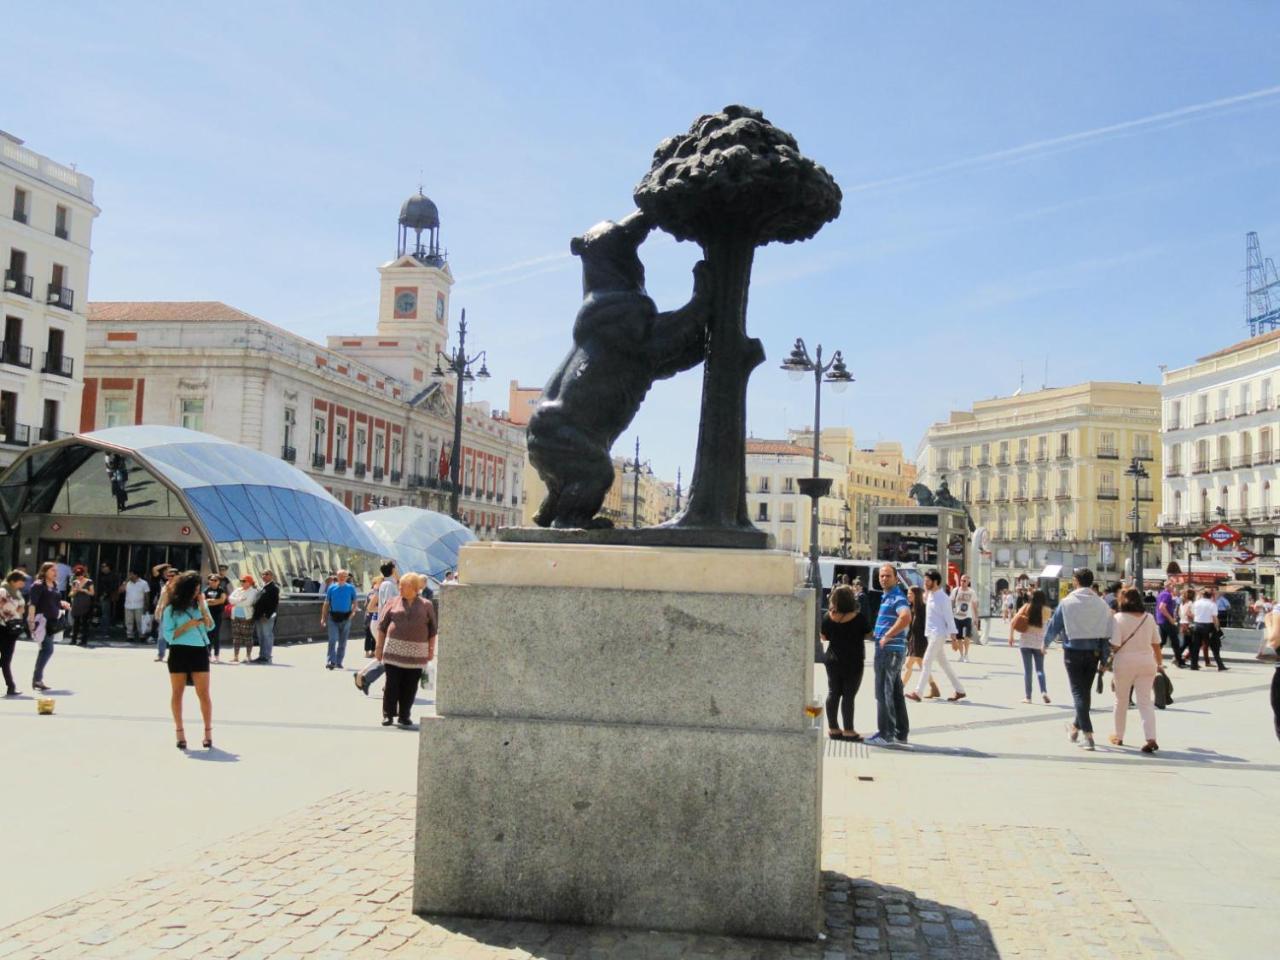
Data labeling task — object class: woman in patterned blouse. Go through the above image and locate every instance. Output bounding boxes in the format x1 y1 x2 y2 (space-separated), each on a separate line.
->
373 572 437 729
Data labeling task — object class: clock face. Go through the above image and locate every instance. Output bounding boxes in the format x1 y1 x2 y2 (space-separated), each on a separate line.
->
436 294 446 321
394 290 417 316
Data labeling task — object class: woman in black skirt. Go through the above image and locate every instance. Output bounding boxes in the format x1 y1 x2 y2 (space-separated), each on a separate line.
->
160 571 215 750
821 584 868 741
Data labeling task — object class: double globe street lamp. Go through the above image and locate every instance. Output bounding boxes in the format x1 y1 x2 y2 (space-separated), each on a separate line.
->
431 308 490 522
781 338 854 655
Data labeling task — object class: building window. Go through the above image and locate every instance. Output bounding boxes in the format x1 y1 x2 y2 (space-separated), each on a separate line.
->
783 476 794 493
757 476 770 493
103 397 130 428
757 502 769 522
1058 433 1070 458
414 443 424 477
12 187 28 224
391 436 402 472
1169 400 1182 429
180 398 204 431
355 426 367 467
374 432 385 470
55 204 70 240
283 407 296 450
313 415 327 462
335 421 348 460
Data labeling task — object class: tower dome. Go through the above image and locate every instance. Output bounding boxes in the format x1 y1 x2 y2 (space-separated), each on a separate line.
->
396 188 445 266
399 190 440 231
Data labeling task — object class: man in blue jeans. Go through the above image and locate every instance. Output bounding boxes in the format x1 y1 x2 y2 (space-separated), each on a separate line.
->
865 564 913 749
321 569 358 670
1044 567 1115 751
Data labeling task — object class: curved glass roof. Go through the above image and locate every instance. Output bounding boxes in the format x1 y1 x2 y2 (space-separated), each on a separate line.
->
0 426 388 560
359 506 475 579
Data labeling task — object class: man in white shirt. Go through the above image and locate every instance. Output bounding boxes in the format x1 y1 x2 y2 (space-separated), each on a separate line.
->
951 575 978 661
121 572 151 642
1191 589 1224 671
907 569 967 703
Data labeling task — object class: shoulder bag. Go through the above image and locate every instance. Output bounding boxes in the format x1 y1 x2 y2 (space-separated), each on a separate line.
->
1010 606 1030 634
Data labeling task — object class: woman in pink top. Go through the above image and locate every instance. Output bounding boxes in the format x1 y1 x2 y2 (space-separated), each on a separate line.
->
1110 588 1163 753
373 572 437 729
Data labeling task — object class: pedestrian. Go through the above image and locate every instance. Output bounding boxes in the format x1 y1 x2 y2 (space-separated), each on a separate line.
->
373 571 437 729
161 571 215 750
320 569 358 670
250 570 280 664
1177 587 1195 667
202 573 227 662
377 560 399 610
28 561 70 692
1009 588 1051 704
1264 604 1280 741
1103 582 1121 611
1155 579 1182 667
153 567 177 662
821 583 866 741
1190 588 1224 671
364 577 381 656
1044 567 1115 751
122 571 150 642
863 564 912 749
908 568 967 704
228 574 259 662
96 561 120 639
900 586 936 696
951 574 977 661
53 555 72 593
67 565 95 646
1109 587 1163 753
1001 589 1014 622
1 570 28 696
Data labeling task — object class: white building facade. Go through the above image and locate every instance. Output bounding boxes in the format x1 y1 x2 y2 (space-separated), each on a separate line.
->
82 193 525 538
1 131 98 466
1160 329 1280 593
746 438 847 555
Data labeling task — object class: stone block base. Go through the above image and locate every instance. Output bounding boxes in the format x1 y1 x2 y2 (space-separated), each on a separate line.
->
414 715 822 939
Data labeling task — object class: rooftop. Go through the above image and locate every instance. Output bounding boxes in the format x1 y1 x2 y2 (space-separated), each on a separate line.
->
89 301 264 324
1195 327 1280 363
746 439 833 462
0 131 96 205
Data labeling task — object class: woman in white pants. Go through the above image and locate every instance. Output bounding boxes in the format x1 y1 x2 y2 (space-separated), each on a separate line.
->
1110 588 1163 754
907 569 967 703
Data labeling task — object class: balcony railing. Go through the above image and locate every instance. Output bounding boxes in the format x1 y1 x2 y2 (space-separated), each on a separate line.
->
1214 409 1229 422
1015 453 1029 464
54 225 69 240
977 457 991 468
38 425 69 443
1164 419 1182 431
1134 451 1154 461
1257 397 1275 413
1255 451 1275 466
353 462 367 478
4 270 33 297
1056 450 1071 461
41 352 73 378
1055 489 1071 500
373 466 385 481
1165 464 1183 477
390 469 402 484
996 455 1009 466
281 445 296 463
1211 457 1230 471
311 452 325 469
1092 528 1119 541
407 473 425 488
974 495 990 504
1096 447 1118 459
1097 487 1119 500
1236 403 1251 418
1138 490 1154 501
0 423 31 446
1013 493 1028 502
1032 490 1048 500
463 485 473 496
1249 507 1269 520
1191 460 1210 474
0 341 32 368
1192 412 1209 426
1233 454 1253 468
46 284 73 310
334 457 348 473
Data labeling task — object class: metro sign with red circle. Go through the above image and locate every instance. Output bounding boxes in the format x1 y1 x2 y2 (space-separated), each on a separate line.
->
1235 547 1257 563
1200 523 1241 548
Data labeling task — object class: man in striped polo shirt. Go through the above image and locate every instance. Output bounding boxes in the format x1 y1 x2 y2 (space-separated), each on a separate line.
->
865 564 914 748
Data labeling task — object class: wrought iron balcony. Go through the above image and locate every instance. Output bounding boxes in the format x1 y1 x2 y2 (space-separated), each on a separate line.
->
407 473 425 488
1032 490 1048 500
390 469 402 484
1192 412 1209 426
1255 451 1275 466
1096 447 1118 459
0 341 32 368
1257 397 1275 413
1134 451 1154 461
1055 489 1071 500
54 225 69 240
996 455 1010 466
0 423 30 446
1056 450 1072 460
1191 460 1210 474
311 452 325 469
1233 454 1253 468
281 445 296 463
1211 457 1230 471
373 466 385 481
1015 453 1029 464
46 284 73 310
1138 490 1154 502
1165 464 1183 477
1214 408 1229 422
41 352 73 378
1097 487 1120 500
353 462 367 478
1035 452 1049 463
4 270 33 297
334 457 348 473
38 425 69 443
976 457 991 468
1236 403 1251 417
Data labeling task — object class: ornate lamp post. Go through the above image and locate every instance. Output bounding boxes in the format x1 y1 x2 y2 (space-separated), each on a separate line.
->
431 308 490 522
631 436 643 528
1124 456 1149 594
781 338 853 654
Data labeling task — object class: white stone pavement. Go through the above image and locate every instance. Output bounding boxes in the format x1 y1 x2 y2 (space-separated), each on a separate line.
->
1 632 1276 958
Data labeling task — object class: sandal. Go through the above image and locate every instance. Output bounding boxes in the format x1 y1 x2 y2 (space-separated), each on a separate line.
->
1141 740 1158 753
844 731 863 742
203 726 213 750
175 727 187 750
1109 735 1123 746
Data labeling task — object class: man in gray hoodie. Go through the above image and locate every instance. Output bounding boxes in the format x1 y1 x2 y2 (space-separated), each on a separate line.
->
1044 567 1116 751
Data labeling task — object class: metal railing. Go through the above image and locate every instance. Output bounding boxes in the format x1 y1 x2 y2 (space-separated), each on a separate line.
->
4 270 33 297
311 452 325 469
353 463 366 478
1214 409 1229 422
1096 447 1118 459
334 457 347 473
1191 460 1210 474
996 455 1009 466
0 423 30 446
373 466 384 481
1055 489 1071 499
281 445 296 463
41 352 73 377
1097 487 1119 500
977 457 991 468
390 469 402 484
1236 403 1251 418
46 284 73 310
1211 457 1230 471
1255 451 1275 466
1134 451 1154 461
1056 450 1071 460
1193 412 1209 426
0 341 32 368
38 425 69 442
1165 464 1183 477
1233 454 1253 468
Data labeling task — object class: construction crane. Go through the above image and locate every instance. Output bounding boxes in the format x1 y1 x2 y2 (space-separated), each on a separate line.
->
1245 231 1280 337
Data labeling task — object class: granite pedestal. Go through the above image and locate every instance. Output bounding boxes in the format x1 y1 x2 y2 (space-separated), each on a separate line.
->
413 542 822 940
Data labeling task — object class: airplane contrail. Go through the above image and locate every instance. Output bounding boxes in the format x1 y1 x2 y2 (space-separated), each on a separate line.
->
846 83 1280 195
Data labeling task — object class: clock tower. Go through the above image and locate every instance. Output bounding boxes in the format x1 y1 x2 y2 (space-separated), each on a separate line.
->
375 189 453 342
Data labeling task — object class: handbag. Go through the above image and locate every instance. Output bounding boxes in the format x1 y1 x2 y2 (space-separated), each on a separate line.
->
1010 607 1030 634
1153 670 1174 709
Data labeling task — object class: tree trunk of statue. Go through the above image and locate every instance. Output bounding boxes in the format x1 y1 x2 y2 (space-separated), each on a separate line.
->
675 235 764 530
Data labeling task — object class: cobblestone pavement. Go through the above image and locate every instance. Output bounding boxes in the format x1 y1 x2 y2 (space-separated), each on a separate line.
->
0 789 1176 960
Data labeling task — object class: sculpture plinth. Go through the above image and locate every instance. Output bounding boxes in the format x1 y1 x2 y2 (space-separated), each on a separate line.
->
412 542 822 939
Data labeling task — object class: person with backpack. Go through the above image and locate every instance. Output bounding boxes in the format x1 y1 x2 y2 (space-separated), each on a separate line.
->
1009 589 1051 704
1109 588 1163 754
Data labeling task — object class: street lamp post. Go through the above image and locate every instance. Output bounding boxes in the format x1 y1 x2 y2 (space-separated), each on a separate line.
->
1125 456 1149 595
781 338 854 656
632 436 642 529
431 308 490 522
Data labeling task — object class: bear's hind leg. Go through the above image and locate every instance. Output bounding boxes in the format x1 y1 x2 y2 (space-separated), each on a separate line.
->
550 450 616 529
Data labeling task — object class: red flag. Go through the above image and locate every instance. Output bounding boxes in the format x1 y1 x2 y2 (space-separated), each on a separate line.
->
438 445 450 480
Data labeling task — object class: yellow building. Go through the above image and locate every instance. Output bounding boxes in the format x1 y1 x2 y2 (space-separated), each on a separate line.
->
848 442 917 558
917 382 1161 578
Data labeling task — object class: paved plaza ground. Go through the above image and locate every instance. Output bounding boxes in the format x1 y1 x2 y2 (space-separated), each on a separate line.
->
1 629 1276 959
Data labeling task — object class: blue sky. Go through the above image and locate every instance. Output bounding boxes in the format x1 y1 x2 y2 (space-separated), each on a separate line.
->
8 2 1280 482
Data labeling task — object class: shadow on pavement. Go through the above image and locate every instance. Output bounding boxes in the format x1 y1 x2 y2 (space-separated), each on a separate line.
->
421 872 999 959
186 747 241 763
